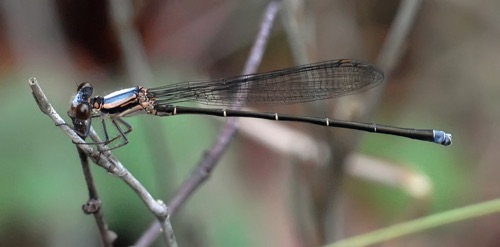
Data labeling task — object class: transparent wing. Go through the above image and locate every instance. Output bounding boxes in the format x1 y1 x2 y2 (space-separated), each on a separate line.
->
147 59 384 106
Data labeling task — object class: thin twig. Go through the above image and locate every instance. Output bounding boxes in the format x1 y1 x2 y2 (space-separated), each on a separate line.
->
77 147 116 247
135 1 282 246
29 77 178 247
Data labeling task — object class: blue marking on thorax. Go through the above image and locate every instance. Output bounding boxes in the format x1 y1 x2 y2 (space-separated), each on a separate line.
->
103 87 139 104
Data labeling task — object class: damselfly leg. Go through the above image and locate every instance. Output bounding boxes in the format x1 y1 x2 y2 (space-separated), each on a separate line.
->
99 116 133 150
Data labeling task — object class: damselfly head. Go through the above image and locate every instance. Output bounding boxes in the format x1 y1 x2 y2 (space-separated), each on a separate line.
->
70 82 95 121
67 82 95 138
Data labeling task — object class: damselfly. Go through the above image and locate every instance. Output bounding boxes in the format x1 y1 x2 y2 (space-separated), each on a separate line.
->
68 59 452 149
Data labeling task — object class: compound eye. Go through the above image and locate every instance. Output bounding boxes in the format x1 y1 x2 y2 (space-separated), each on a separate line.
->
76 82 93 101
75 103 91 120
77 82 91 92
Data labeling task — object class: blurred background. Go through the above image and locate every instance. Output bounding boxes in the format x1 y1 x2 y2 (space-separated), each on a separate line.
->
0 0 498 246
